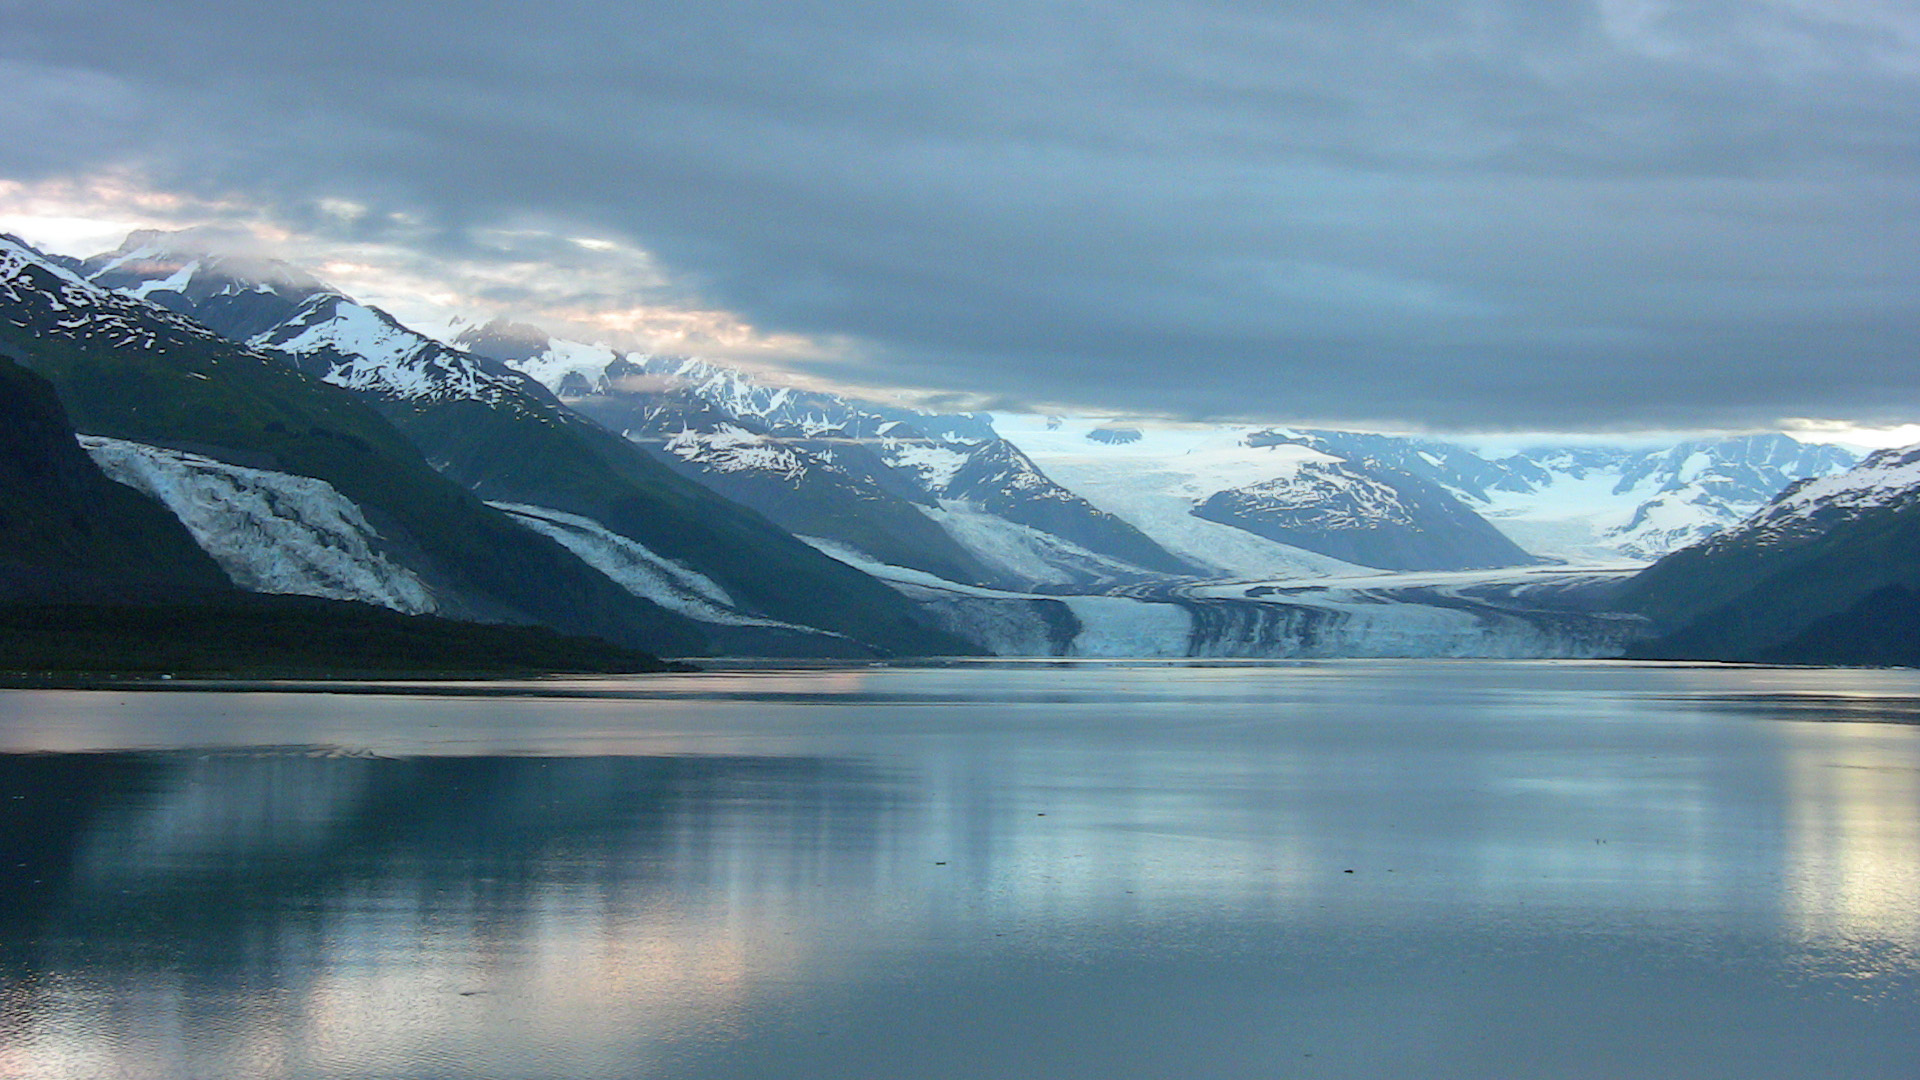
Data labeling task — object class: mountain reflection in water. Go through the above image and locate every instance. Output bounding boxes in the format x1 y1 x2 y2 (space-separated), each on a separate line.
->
0 661 1917 1079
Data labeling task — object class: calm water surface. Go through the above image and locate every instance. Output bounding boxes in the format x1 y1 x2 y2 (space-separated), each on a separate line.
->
1 660 1918 1079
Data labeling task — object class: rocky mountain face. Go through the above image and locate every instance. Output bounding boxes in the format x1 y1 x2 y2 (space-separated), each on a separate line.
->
1617 443 1920 664
2 232 716 654
76 235 978 658
1684 444 1920 554
558 360 1003 588
253 294 554 407
921 438 1202 577
467 321 1198 590
1256 429 1856 561
1192 459 1538 571
37 230 1894 664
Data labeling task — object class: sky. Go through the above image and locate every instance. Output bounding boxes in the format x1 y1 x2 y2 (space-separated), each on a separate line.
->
2 0 1918 435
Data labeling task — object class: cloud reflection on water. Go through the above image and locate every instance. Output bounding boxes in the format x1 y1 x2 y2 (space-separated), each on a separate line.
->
0 662 1916 1078
1785 724 1920 959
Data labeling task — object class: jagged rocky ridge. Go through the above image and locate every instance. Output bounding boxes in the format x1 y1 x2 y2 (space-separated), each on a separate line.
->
76 234 978 658
558 360 1005 588
1192 458 1537 571
1619 442 1920 664
1252 429 1857 561
463 321 1198 590
2 231 713 654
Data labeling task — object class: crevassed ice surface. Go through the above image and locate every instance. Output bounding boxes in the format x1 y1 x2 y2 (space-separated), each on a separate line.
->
488 501 807 630
80 435 437 613
1 661 1917 1080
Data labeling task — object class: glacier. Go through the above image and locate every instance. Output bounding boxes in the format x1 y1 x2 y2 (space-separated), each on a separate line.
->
1176 567 1645 659
79 435 437 613
998 415 1858 567
491 502 848 639
989 416 1368 579
919 501 1164 589
807 539 1643 659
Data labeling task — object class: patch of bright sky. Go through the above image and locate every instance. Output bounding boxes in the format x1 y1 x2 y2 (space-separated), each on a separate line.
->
0 174 262 255
2 171 1915 453
0 173 844 379
1780 419 1920 451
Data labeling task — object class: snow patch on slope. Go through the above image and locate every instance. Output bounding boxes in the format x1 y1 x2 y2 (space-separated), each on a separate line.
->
511 338 618 390
884 441 972 491
79 435 436 613
123 260 198 300
1700 442 1920 551
661 425 811 480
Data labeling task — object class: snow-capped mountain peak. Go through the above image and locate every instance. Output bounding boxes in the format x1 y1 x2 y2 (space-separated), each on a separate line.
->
88 229 329 293
252 294 539 404
454 317 620 392
82 230 335 342
1692 441 1920 553
75 232 547 409
2 233 259 362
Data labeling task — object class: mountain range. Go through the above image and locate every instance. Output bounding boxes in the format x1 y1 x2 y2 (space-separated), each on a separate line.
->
65 232 976 658
1620 444 1920 665
3 226 1909 666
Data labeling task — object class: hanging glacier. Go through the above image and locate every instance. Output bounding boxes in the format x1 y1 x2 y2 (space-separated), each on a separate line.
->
79 435 437 613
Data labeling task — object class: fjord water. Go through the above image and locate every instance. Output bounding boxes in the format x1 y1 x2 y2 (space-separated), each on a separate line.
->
2 662 1917 1079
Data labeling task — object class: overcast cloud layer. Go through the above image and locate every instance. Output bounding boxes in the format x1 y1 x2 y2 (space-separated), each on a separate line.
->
3 0 1918 430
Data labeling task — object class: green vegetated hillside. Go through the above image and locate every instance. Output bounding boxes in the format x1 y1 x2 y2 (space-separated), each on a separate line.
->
0 598 680 677
0 356 231 601
0 355 675 676
376 393 981 657
1618 495 1920 666
0 244 707 656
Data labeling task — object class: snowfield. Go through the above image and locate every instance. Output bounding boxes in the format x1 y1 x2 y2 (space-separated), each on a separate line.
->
999 414 1857 567
992 415 1367 579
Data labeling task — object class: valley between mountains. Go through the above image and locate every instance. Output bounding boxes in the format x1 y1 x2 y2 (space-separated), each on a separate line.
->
6 228 1916 669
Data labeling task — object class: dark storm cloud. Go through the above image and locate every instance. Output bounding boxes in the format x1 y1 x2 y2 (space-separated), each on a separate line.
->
4 0 1918 428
